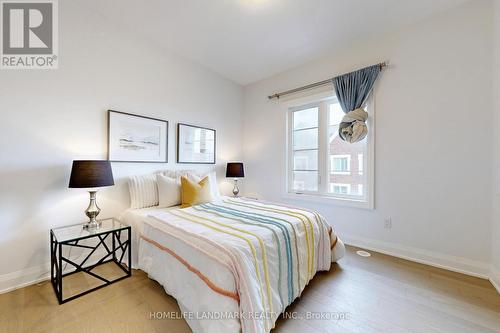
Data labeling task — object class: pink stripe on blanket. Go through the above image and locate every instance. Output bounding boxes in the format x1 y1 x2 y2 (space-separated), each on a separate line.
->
144 223 238 282
141 235 239 302
146 215 260 333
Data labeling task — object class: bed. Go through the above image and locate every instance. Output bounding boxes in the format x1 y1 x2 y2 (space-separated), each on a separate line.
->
120 196 345 333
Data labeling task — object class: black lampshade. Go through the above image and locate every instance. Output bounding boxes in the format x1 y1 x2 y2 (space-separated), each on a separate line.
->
69 160 115 188
226 162 244 178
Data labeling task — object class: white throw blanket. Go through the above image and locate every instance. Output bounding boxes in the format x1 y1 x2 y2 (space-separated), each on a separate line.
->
138 198 344 333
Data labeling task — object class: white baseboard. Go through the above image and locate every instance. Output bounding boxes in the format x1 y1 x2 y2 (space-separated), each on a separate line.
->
0 249 109 294
342 234 491 279
490 265 500 294
0 264 51 294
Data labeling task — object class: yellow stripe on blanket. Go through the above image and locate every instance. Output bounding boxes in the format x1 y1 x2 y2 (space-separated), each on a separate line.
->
170 209 274 328
227 199 316 280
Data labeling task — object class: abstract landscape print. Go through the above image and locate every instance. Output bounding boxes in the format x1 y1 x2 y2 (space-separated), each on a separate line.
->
177 123 216 164
108 110 168 162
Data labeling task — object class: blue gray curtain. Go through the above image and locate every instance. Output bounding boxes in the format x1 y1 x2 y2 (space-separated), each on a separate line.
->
333 64 380 143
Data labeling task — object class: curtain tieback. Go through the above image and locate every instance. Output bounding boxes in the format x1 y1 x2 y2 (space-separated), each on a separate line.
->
339 108 368 143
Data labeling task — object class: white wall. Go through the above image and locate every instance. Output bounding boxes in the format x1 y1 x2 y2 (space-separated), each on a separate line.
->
242 1 493 276
1 0 497 293
0 1 243 291
491 0 500 289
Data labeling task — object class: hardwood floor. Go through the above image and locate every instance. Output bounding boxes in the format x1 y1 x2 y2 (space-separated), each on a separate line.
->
1 245 499 333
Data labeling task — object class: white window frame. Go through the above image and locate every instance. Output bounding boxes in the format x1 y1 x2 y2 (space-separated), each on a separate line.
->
282 90 375 209
357 184 364 196
330 154 351 175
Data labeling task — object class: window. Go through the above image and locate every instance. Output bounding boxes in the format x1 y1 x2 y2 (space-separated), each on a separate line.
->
291 106 319 192
330 155 350 174
330 183 351 195
357 184 363 195
286 94 373 207
358 154 364 175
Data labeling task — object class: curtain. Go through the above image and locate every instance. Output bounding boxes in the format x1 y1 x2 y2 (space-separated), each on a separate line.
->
333 64 380 143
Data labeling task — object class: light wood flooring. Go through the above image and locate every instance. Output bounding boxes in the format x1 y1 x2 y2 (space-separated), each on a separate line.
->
1 246 499 333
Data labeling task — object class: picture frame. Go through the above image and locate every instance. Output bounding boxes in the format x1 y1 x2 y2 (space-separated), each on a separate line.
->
177 123 216 164
107 110 168 163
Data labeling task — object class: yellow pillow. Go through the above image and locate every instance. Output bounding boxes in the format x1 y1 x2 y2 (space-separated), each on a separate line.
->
180 175 213 208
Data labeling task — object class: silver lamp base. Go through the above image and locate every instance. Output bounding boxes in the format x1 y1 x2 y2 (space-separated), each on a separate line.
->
83 190 101 229
232 179 240 197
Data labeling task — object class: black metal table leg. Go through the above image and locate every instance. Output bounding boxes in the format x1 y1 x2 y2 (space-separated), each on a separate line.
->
58 242 62 304
50 232 54 286
50 224 131 304
128 227 132 275
112 230 116 261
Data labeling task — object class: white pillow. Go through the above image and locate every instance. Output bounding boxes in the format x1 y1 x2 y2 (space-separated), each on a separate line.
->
157 174 181 208
162 170 178 179
187 171 221 200
128 174 159 209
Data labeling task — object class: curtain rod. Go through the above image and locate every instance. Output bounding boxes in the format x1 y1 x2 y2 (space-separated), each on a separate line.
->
267 61 388 100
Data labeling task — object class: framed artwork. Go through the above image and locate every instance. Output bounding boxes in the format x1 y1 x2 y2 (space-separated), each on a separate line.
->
177 123 216 164
108 110 168 163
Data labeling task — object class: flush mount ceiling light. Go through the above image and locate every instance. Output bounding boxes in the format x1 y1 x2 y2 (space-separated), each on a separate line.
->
356 250 372 257
242 0 268 3
240 0 272 9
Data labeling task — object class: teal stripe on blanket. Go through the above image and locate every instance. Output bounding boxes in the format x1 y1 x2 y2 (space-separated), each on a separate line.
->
199 202 295 303
193 205 286 310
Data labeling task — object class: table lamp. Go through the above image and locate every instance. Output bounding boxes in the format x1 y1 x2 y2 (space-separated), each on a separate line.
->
226 162 244 197
69 160 114 229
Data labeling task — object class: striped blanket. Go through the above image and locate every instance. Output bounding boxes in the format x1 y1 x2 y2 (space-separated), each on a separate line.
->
138 198 343 333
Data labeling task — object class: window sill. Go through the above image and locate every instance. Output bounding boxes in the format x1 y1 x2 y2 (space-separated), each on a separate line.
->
282 192 373 210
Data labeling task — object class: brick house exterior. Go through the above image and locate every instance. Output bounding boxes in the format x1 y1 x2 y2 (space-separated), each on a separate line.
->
329 132 365 196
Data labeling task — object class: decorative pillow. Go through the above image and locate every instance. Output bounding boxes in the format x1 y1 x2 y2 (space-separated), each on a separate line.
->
187 171 221 200
157 174 181 208
180 176 213 208
128 174 159 209
162 169 195 180
162 170 178 179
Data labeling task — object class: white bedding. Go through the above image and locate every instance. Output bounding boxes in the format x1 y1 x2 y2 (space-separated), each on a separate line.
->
119 197 345 333
119 205 181 268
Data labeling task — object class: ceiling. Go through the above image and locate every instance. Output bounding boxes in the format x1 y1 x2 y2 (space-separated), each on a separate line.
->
79 0 470 85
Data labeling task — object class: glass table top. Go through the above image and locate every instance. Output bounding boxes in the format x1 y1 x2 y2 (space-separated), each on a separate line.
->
51 218 128 243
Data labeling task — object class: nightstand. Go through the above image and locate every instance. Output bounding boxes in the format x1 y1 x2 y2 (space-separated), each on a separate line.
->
50 218 131 304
